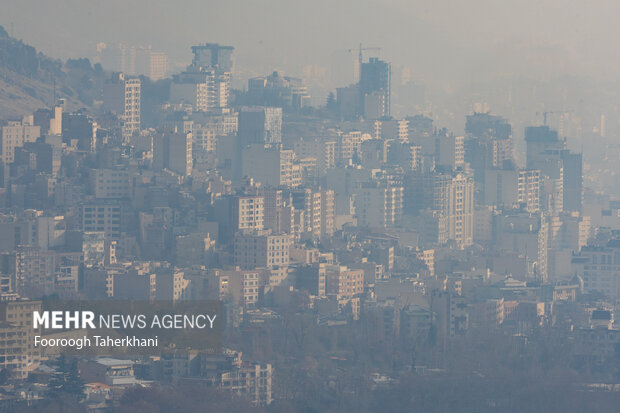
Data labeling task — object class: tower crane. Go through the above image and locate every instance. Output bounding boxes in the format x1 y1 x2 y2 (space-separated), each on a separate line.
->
536 110 574 126
334 44 383 79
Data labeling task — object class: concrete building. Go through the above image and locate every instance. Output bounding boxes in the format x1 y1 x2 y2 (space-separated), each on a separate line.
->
82 231 106 268
407 171 474 247
296 263 327 297
0 300 42 379
149 51 168 81
156 270 190 301
62 111 97 152
233 195 265 232
291 188 335 240
292 137 336 172
170 44 233 112
169 131 193 176
190 43 234 72
336 130 362 166
153 130 193 176
234 229 290 269
113 270 156 300
494 211 549 281
247 71 310 111
103 73 140 139
485 167 540 213
238 107 282 145
241 145 299 187
354 182 403 229
170 71 230 112
374 118 408 142
525 126 577 215
360 57 391 117
436 133 464 171
1 116 40 164
464 113 513 201
175 233 216 267
91 169 132 199
447 172 475 247
572 239 620 303
518 169 541 213
325 265 364 299
208 268 261 308
82 203 123 240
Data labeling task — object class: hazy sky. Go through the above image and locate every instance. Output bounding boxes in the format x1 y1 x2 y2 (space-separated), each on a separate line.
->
2 0 619 82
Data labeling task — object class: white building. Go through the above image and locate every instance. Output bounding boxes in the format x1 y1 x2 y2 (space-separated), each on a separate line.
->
1 116 40 164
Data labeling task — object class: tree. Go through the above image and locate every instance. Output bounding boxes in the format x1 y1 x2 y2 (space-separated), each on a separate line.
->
47 355 85 401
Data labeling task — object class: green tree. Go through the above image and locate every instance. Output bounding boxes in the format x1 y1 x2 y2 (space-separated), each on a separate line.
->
47 355 85 401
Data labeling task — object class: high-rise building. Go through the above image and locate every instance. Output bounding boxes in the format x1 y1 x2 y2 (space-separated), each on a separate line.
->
122 77 141 139
464 112 513 201
354 182 403 229
291 188 336 240
405 171 474 247
153 130 193 176
448 172 475 247
102 73 141 139
525 126 564 170
336 131 362 165
360 57 391 118
436 133 465 171
292 188 323 239
232 195 265 232
484 166 540 213
525 126 581 215
190 43 234 72
494 211 549 281
320 189 335 240
149 51 168 81
247 71 310 111
62 111 97 152
518 170 541 213
238 107 282 145
168 131 193 176
170 44 234 112
263 189 295 236
0 300 42 379
170 71 230 112
560 150 583 213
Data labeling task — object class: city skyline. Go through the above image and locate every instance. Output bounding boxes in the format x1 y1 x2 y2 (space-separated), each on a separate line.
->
0 2 619 411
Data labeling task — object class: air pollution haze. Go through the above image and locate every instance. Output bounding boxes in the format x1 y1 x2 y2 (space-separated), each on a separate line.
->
3 1 619 134
1 1 620 412
3 0 618 81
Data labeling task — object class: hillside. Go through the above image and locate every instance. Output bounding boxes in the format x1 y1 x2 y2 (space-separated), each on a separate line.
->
0 25 105 118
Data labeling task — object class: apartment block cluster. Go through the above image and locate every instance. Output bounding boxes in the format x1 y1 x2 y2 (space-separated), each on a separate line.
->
0 40 617 409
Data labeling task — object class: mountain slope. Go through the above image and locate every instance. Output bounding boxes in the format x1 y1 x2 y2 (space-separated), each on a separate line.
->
0 25 104 118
